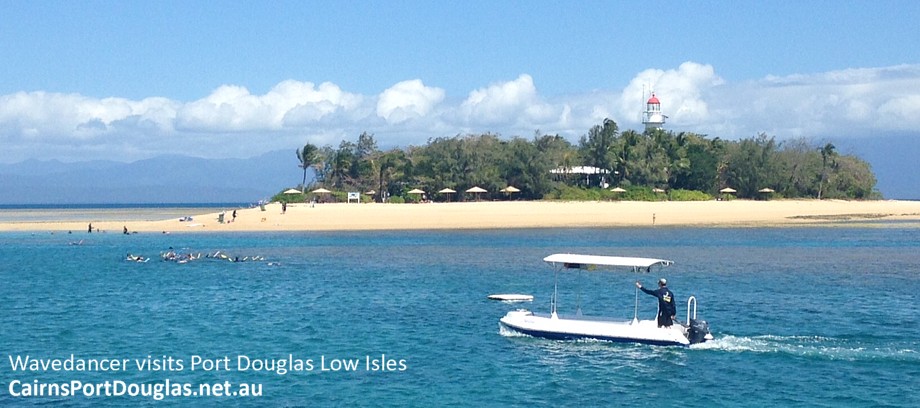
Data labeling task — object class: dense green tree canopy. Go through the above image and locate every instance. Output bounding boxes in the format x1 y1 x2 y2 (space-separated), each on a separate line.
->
291 120 879 202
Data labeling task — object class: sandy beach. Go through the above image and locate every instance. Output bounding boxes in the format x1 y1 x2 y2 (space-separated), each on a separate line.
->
1 200 919 233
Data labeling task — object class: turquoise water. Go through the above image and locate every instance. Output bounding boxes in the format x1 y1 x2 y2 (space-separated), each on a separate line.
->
0 204 248 223
1 228 918 407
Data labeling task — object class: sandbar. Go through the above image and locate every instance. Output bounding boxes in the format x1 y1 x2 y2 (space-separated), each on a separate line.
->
1 200 919 233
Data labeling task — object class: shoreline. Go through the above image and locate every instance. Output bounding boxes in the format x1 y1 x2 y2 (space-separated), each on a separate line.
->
0 199 919 233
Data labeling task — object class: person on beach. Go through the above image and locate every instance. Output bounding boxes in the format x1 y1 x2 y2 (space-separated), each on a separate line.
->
636 278 676 327
88 223 93 233
232 209 237 222
282 202 287 214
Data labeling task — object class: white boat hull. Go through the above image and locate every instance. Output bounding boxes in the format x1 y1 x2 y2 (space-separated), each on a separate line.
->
499 309 692 347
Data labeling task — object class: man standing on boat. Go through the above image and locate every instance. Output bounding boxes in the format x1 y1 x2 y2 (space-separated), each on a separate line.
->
636 278 676 327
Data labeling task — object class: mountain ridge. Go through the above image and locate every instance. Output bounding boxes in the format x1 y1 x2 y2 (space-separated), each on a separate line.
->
0 150 299 204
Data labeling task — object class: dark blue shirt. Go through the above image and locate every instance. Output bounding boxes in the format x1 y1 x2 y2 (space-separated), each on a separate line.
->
640 286 676 317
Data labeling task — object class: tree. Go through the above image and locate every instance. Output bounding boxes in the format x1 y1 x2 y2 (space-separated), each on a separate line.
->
776 138 821 197
578 119 618 186
369 149 407 202
674 134 719 192
817 143 837 199
328 140 357 188
534 133 573 168
632 129 670 188
356 131 379 159
615 129 643 184
720 133 780 198
661 131 692 188
296 143 320 193
830 155 877 199
498 137 553 199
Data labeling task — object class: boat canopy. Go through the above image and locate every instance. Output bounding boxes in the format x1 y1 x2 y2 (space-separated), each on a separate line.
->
543 254 672 270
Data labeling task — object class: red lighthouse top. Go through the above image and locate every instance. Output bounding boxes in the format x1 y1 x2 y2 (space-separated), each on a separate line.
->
647 93 660 104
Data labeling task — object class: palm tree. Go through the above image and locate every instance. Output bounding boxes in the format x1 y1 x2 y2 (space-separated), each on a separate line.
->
296 143 319 193
818 143 836 199
372 150 406 202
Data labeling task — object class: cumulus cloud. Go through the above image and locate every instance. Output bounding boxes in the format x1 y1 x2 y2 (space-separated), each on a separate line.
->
458 74 560 126
376 79 445 124
0 92 179 140
176 80 363 131
1 63 919 163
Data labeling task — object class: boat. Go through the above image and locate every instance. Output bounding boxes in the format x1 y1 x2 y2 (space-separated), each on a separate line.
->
499 254 713 347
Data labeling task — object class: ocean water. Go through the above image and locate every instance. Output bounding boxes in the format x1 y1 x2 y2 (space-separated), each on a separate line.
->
0 227 917 407
0 204 249 223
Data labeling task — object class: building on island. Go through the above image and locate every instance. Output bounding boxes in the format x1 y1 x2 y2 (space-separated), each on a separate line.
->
641 92 667 131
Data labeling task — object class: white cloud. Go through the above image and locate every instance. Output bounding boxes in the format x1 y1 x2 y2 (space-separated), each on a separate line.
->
0 92 179 140
458 74 560 126
878 95 920 129
176 81 363 131
1 63 919 163
376 79 445 124
713 64 920 137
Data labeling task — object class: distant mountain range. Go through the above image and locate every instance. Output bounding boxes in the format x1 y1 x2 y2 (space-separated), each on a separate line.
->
837 133 919 200
0 150 301 204
0 134 916 205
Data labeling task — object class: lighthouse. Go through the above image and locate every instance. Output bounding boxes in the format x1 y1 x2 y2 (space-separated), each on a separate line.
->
641 92 666 131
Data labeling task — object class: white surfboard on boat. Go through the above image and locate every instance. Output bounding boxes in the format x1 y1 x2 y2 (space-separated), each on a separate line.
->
488 294 534 302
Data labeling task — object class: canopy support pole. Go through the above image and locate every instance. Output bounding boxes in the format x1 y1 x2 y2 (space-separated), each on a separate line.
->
632 266 640 324
551 268 558 319
575 267 582 316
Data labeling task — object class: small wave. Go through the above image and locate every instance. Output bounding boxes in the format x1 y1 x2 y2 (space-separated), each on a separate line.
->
497 326 624 350
498 324 529 338
694 334 919 362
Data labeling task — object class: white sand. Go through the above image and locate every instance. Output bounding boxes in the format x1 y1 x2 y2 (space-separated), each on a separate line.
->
2 199 919 233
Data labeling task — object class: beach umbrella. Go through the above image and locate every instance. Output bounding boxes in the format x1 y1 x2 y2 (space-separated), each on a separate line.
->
311 188 332 202
407 188 426 203
500 186 521 200
438 188 456 202
283 188 302 194
719 187 737 194
465 186 487 201
610 187 626 193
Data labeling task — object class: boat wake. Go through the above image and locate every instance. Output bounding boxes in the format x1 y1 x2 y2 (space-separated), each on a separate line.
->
499 324 529 338
693 334 918 362
499 325 916 362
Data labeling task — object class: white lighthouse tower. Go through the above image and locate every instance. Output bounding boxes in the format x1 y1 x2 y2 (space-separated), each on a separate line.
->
641 92 666 131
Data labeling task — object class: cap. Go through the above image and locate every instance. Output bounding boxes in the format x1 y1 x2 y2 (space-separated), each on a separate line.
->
658 278 667 285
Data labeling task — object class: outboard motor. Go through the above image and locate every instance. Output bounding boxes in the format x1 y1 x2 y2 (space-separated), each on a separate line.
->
688 319 711 344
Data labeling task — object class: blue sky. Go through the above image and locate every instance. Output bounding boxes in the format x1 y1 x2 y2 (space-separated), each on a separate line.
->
1 0 918 166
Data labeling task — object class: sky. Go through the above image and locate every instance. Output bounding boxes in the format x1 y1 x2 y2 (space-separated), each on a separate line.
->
1 0 918 166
